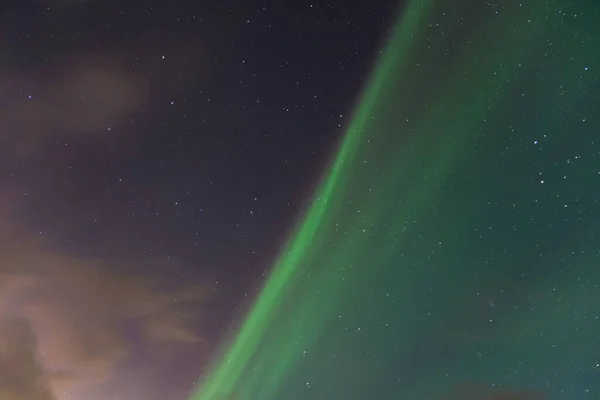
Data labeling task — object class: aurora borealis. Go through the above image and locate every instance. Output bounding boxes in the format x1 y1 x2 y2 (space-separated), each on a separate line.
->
1 0 599 399
190 0 600 399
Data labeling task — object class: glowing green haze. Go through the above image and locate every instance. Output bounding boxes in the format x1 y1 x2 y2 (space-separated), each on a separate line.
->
191 0 600 399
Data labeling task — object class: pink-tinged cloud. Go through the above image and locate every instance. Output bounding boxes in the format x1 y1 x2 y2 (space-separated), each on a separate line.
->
0 217 206 400
0 56 147 159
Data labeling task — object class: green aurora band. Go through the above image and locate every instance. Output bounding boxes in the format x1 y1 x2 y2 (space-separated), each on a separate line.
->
191 0 600 399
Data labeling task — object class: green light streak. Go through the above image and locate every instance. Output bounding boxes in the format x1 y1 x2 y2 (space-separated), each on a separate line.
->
190 3 434 398
191 0 600 399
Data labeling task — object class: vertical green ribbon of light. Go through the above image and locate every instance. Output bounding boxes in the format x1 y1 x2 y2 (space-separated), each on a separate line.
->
190 2 433 398
190 0 598 398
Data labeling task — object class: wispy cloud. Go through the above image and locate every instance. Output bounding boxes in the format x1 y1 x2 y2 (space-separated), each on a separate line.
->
439 383 546 400
0 6 216 398
0 216 205 399
0 318 56 400
0 55 147 160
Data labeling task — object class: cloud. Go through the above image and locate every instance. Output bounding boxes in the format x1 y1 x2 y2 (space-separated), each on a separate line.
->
0 217 206 399
0 23 214 396
0 55 146 160
439 383 546 400
0 318 56 400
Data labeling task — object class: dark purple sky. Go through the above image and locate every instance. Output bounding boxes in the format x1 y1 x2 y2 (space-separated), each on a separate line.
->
0 0 397 398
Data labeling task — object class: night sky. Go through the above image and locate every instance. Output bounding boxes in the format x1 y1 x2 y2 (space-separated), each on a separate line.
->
0 1 599 400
